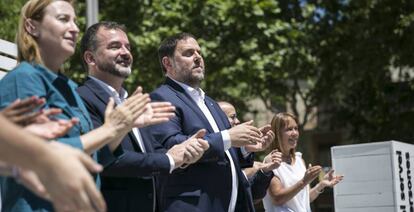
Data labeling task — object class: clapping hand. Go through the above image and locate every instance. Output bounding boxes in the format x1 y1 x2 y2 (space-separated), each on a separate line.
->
104 86 150 132
259 149 283 172
0 96 78 139
245 124 274 152
228 120 263 147
24 108 78 140
302 163 322 185
134 102 175 128
182 129 209 165
319 169 343 188
0 96 45 126
167 129 209 168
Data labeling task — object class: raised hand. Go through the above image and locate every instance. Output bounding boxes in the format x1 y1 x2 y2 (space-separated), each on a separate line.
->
302 163 322 185
14 168 50 200
24 118 78 140
319 169 343 188
245 124 274 152
104 91 150 133
183 129 209 164
31 108 62 123
33 142 106 212
259 149 283 172
167 129 209 168
134 102 175 128
228 120 263 147
0 96 45 126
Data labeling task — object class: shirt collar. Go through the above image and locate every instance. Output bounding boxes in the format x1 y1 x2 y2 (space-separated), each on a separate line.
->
169 77 205 101
89 76 128 102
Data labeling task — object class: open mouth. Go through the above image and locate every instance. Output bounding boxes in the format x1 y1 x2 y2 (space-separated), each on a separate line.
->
288 138 298 144
116 59 131 67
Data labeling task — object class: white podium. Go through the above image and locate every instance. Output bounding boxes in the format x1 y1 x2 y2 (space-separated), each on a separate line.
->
331 141 414 212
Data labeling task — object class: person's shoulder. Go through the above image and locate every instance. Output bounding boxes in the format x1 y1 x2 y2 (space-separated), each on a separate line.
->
295 152 303 158
0 62 42 85
76 83 91 97
6 61 36 76
151 83 176 99
152 83 171 93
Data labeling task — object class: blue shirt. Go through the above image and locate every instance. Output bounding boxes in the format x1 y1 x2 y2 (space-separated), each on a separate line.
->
0 61 95 211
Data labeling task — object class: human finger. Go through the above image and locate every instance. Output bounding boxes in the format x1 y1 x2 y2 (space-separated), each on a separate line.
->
129 94 150 116
84 178 106 212
42 108 63 117
249 134 263 144
72 190 94 212
131 86 143 96
267 130 275 141
150 102 174 111
190 129 206 139
241 120 254 126
197 139 209 150
13 110 43 125
247 125 263 137
104 98 115 118
189 141 204 153
185 144 200 159
258 124 271 134
78 151 103 173
13 96 43 110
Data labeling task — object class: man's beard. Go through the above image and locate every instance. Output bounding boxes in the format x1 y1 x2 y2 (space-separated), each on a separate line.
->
98 62 131 78
180 70 204 88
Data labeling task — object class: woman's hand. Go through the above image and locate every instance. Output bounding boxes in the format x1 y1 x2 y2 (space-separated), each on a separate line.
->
319 169 344 188
24 118 78 140
0 96 45 126
302 163 322 185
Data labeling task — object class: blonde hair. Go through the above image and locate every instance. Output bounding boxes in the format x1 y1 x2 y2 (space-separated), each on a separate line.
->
16 0 74 64
270 112 299 161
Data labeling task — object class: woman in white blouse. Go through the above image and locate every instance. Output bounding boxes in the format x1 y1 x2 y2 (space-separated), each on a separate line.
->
262 112 343 211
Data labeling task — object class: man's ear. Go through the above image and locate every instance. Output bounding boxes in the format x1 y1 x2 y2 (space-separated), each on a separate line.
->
24 18 39 37
162 56 173 70
84 51 96 66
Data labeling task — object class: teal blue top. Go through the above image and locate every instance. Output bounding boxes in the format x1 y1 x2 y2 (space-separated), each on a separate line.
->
0 62 96 211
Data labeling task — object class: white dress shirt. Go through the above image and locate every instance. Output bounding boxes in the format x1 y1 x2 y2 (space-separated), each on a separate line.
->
172 79 238 212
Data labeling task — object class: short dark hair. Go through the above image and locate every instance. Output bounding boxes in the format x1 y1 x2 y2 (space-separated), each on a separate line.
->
80 21 127 69
158 32 196 73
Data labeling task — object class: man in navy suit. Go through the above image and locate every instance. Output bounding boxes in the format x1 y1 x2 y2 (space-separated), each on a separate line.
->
77 22 209 212
147 32 276 212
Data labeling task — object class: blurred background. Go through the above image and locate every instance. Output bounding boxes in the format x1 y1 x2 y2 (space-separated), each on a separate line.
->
2 0 414 210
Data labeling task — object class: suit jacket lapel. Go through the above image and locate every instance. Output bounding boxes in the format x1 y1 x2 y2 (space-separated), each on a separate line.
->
83 77 112 105
84 78 142 151
164 77 214 133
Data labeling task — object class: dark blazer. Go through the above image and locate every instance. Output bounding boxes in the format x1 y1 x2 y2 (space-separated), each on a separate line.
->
147 77 267 212
77 77 171 212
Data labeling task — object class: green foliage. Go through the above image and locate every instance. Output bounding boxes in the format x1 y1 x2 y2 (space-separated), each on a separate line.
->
310 0 414 142
2 0 414 143
0 0 25 41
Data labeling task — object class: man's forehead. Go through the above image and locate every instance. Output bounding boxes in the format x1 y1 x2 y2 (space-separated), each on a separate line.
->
221 104 236 115
176 38 200 50
97 28 128 44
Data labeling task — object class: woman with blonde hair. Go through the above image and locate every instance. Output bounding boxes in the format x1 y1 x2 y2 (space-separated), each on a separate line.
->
262 112 343 211
0 0 150 211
